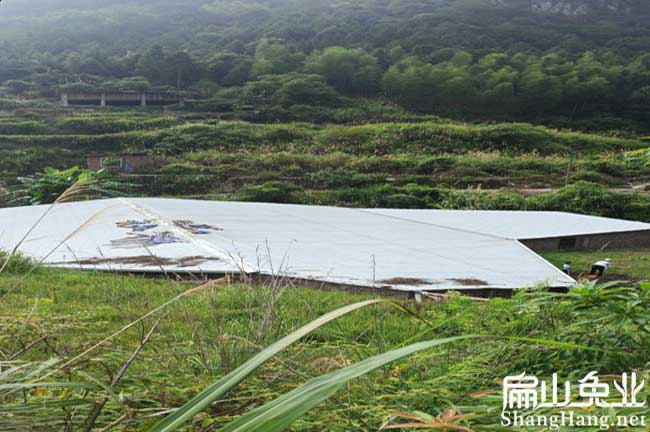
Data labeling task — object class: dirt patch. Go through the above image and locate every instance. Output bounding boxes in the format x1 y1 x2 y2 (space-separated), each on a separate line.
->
379 277 431 286
448 278 488 286
53 255 221 268
592 273 646 284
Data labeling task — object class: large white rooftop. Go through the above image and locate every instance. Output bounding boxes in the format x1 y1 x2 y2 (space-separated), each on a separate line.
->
366 209 650 240
2 198 629 292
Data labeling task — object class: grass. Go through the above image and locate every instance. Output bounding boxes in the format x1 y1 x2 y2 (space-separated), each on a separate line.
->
2 109 649 216
1 119 647 156
0 269 460 430
2 109 650 222
543 247 650 280
1 267 650 430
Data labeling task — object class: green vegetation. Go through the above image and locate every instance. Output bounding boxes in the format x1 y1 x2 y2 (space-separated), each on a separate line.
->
1 112 645 155
543 248 650 280
2 1 650 129
2 1 650 430
2 110 650 221
8 166 116 205
1 267 649 430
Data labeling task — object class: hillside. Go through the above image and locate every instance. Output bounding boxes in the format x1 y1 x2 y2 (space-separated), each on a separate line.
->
495 0 637 15
2 108 650 221
2 0 650 128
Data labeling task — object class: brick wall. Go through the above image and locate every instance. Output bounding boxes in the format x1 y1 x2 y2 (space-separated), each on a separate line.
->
87 154 151 173
122 154 150 172
87 155 103 171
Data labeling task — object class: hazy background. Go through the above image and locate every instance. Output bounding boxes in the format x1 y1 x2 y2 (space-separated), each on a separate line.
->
2 0 650 127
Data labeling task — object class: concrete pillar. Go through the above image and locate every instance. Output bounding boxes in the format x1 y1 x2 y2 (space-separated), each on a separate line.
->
61 93 69 107
141 93 147 106
100 93 106 107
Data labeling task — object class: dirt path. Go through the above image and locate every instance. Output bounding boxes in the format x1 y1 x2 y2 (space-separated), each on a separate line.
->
454 185 650 196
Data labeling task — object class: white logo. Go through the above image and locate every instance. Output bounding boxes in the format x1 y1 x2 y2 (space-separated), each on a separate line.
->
502 372 647 430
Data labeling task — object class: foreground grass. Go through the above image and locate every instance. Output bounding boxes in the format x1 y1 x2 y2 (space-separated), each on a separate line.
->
1 268 649 430
0 269 494 430
543 247 650 280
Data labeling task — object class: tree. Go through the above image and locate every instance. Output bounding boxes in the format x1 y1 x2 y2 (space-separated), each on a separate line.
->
63 47 117 76
276 75 340 107
135 45 168 84
250 39 304 77
562 52 615 116
382 57 437 111
108 76 152 92
58 82 98 94
135 46 201 88
208 52 252 86
518 64 563 116
631 86 650 104
305 47 381 96
243 74 341 107
167 51 202 89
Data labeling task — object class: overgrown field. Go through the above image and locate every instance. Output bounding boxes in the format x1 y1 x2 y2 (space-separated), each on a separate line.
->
1 265 650 431
543 247 650 280
2 108 650 221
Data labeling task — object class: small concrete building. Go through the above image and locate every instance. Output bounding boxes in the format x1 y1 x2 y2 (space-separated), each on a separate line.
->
87 153 151 174
62 92 181 107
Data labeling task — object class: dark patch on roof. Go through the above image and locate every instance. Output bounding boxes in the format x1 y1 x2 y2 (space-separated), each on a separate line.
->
379 277 431 286
110 232 184 249
448 278 488 286
53 255 221 268
173 220 223 234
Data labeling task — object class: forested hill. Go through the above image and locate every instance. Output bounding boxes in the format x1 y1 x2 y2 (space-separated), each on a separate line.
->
3 0 650 54
2 0 650 127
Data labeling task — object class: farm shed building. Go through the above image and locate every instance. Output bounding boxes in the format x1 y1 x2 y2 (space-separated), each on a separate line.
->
87 153 151 174
1 199 649 293
367 210 650 251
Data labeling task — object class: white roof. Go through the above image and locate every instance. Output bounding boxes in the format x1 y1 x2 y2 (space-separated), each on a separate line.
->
365 209 650 240
0 198 581 292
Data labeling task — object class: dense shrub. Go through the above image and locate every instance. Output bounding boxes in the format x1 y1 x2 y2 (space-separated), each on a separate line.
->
55 115 178 134
0 251 35 274
529 181 632 218
0 120 47 134
238 181 304 204
1 117 646 158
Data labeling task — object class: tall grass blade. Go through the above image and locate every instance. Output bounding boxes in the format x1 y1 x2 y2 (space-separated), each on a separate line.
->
218 336 478 432
149 299 385 431
218 335 600 432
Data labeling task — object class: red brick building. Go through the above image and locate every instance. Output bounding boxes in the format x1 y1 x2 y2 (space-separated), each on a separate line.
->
87 153 151 174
